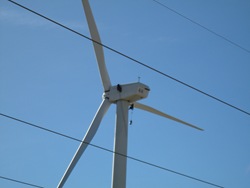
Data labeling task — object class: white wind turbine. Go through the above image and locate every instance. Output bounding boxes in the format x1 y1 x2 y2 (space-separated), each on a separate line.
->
57 1 203 188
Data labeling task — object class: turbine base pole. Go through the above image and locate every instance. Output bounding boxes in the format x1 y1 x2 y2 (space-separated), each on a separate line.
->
112 100 129 188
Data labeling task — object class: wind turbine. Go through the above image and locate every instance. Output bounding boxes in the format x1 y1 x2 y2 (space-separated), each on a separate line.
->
57 1 203 187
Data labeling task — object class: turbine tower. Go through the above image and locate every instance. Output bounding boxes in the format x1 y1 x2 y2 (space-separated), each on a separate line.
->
57 1 203 187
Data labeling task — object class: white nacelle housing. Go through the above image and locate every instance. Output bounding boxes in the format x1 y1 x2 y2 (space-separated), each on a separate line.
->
105 82 150 103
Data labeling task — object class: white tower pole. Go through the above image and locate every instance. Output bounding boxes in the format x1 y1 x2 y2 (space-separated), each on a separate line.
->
112 100 129 188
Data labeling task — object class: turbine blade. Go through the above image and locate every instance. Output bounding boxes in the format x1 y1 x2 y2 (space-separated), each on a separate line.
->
82 0 111 92
133 102 203 131
57 99 111 188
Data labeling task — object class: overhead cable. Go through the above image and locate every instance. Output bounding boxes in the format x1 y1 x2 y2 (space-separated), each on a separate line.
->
6 0 250 117
0 113 224 188
152 0 250 54
0 175 44 188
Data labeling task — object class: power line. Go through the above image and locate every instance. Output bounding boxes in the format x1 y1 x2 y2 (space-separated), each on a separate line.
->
0 113 224 188
0 175 44 188
6 0 250 117
152 0 250 54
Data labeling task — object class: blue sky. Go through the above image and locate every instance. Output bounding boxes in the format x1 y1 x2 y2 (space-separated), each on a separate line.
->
1 0 250 187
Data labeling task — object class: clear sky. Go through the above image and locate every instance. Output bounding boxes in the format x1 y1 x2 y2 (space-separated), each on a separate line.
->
1 0 250 187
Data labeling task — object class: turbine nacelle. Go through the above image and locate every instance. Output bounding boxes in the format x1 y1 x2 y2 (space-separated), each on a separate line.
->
104 82 150 103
